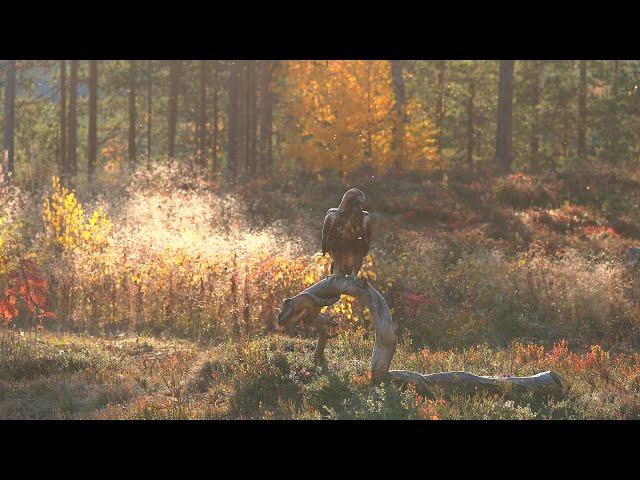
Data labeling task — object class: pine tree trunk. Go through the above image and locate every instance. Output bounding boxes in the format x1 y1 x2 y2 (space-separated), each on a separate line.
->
128 60 137 166
59 60 67 179
578 60 587 160
88 60 98 184
530 60 542 171
2 60 16 184
259 60 273 174
366 62 373 158
495 60 515 172
610 60 620 156
562 101 569 160
247 61 257 177
147 60 152 160
237 62 244 177
212 65 219 177
67 60 79 181
168 60 181 159
435 60 445 154
466 74 475 166
240 60 249 177
391 60 406 169
198 60 207 170
227 60 240 183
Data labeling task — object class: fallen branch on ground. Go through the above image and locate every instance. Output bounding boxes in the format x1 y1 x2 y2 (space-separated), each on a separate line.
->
276 275 563 396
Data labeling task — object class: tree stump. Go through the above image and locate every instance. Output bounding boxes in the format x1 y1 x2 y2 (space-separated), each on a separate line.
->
276 276 563 396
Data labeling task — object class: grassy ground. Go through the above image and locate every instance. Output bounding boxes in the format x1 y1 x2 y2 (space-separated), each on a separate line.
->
2 328 640 419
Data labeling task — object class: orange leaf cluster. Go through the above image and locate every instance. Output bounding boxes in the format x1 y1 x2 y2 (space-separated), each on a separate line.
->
282 60 440 175
0 258 51 325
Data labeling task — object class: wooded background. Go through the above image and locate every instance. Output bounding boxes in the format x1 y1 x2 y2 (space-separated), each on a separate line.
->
2 60 638 189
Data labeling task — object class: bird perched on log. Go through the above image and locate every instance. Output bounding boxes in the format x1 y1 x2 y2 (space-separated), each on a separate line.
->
322 188 372 286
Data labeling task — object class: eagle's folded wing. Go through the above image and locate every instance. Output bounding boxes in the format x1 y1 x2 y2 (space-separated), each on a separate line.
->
363 211 372 255
322 208 338 256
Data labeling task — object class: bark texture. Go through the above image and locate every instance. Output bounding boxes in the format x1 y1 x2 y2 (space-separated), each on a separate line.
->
495 60 515 172
277 275 563 395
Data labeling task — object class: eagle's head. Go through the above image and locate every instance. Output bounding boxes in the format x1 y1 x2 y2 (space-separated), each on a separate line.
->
341 188 366 208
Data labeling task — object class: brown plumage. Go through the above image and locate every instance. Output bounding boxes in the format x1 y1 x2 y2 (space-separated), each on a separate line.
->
322 188 372 279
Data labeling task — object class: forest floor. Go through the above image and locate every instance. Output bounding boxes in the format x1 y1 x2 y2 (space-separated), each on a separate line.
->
2 328 640 419
2 160 640 419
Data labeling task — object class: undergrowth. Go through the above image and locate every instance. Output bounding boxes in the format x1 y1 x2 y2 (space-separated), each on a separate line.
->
3 330 640 419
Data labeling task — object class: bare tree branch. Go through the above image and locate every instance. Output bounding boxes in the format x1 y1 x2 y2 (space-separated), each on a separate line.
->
277 275 563 396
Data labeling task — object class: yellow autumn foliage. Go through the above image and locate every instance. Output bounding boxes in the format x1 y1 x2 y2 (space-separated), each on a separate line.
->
42 176 111 253
282 60 441 174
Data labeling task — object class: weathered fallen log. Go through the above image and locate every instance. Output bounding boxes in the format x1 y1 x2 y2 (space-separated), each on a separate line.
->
276 275 563 395
388 369 563 396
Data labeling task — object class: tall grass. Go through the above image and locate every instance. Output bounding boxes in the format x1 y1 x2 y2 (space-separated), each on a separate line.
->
2 163 640 351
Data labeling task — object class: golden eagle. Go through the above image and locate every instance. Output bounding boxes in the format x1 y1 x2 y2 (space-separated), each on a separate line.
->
322 188 372 282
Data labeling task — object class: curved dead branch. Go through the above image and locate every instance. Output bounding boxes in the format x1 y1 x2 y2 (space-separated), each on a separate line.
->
276 275 563 395
388 369 563 396
277 275 395 379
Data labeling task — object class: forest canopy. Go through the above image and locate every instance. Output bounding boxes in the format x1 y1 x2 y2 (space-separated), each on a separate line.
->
2 60 638 189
